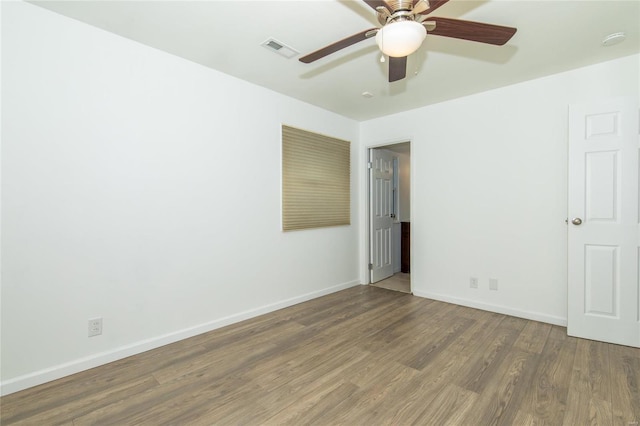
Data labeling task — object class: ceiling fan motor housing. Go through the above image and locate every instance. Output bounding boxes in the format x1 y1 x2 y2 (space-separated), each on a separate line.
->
386 0 415 12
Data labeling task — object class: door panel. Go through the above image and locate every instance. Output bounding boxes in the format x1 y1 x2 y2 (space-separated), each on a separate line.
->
568 96 639 347
370 149 394 283
585 151 618 221
584 245 617 316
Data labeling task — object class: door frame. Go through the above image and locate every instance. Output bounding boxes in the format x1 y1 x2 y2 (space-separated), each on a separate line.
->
361 138 413 286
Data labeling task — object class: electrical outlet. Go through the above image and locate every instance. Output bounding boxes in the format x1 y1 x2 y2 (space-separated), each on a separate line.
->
489 278 499 291
470 277 479 289
88 318 102 337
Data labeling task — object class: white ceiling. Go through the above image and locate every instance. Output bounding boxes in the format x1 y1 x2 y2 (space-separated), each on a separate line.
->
30 0 640 121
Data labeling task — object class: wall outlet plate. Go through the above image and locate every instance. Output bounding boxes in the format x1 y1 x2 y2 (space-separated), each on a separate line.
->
88 318 102 337
489 278 499 291
470 277 479 288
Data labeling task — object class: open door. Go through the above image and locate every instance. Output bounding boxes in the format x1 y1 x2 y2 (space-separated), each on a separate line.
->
369 148 395 283
567 96 639 347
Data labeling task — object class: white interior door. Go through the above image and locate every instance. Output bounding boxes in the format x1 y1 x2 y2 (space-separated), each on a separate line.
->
370 149 394 283
568 96 640 347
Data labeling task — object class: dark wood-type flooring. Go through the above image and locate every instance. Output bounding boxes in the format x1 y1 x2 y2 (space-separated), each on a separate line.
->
2 285 639 425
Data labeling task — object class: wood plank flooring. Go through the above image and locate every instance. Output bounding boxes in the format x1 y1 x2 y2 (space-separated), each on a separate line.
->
2 286 639 425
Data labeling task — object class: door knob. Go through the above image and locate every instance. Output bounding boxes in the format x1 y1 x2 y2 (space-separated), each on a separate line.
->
571 217 583 225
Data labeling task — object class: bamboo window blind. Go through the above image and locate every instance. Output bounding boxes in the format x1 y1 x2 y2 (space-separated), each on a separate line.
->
282 125 351 231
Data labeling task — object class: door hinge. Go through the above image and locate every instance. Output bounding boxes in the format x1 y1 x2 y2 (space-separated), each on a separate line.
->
368 263 373 270
367 161 373 169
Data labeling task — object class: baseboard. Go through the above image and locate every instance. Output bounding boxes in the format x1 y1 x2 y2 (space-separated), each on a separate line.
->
412 290 567 327
1 279 361 396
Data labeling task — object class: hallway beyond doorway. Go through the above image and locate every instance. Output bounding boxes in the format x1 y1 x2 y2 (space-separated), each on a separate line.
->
370 273 410 294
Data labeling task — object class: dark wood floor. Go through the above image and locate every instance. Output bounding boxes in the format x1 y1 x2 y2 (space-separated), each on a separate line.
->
2 286 639 425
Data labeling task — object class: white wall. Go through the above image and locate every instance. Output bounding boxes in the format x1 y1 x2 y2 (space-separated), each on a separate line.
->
360 54 639 325
1 2 360 394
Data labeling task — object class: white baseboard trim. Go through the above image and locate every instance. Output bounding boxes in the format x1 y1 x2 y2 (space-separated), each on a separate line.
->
1 279 361 396
412 290 567 327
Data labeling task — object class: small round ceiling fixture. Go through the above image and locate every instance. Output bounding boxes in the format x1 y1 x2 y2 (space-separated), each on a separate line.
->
602 32 626 47
362 91 374 98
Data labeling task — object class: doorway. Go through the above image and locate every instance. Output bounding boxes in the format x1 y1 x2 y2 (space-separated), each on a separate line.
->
368 142 411 294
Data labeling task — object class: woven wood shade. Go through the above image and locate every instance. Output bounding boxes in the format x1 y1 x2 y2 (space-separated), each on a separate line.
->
282 125 351 231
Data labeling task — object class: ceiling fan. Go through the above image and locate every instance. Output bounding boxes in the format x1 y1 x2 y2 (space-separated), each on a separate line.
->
299 0 517 82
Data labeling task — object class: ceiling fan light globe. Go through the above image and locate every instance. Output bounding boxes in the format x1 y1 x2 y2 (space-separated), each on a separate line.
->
375 20 426 57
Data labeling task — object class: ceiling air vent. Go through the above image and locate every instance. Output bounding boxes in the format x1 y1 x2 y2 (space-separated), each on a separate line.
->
261 38 299 59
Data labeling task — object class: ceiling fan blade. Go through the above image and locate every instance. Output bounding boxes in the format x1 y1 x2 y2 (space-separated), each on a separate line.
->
299 28 378 63
427 17 517 45
389 56 407 82
419 0 450 15
411 0 430 15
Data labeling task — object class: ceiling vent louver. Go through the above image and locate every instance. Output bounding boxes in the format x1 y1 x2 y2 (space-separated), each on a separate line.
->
261 38 299 59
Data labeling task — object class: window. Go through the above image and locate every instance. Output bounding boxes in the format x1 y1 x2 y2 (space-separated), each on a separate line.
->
282 125 350 231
